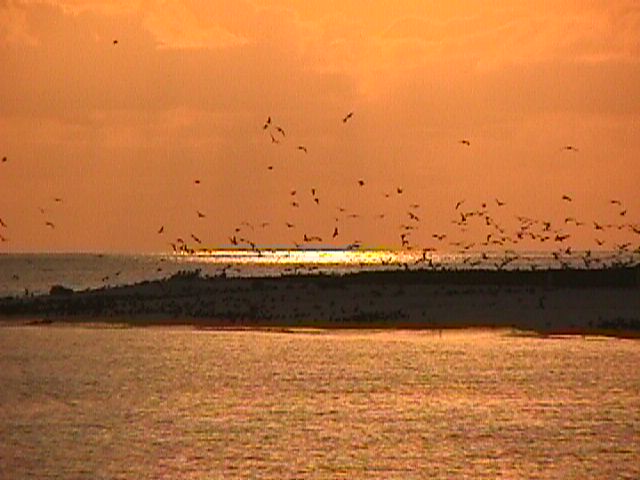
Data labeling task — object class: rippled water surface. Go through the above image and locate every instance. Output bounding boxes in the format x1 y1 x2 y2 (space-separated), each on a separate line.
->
1 327 639 479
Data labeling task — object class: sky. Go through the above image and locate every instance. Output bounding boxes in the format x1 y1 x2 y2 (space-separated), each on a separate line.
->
1 0 639 253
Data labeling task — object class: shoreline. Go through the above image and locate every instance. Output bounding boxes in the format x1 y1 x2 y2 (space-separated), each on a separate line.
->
1 266 639 338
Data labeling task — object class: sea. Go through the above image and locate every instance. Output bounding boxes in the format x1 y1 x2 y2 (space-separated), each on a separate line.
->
0 328 638 479
1 249 638 298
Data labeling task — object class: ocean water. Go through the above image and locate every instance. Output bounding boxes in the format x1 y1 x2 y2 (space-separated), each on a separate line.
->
1 250 637 298
0 327 638 479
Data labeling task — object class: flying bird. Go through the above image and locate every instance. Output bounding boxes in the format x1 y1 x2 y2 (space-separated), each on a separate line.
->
194 179 201 185
113 39 118 45
455 200 465 210
495 198 506 207
297 145 308 153
562 145 579 152
459 139 471 146
197 210 206 218
0 218 6 228
263 116 271 129
53 197 63 203
45 221 55 229
561 195 572 202
342 111 354 123
190 233 202 244
1 156 6 163
332 226 339 238
275 126 285 137
396 187 403 194
358 179 365 186
157 226 164 234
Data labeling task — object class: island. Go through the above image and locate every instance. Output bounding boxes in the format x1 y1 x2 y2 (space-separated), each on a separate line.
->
1 266 639 337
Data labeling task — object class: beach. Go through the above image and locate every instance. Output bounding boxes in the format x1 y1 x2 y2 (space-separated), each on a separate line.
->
1 266 639 336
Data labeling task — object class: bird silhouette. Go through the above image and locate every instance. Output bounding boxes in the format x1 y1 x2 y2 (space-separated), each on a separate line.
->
396 187 403 194
197 210 206 218
332 226 339 238
263 116 271 129
1 156 6 163
45 221 55 229
113 39 118 45
191 233 202 244
562 145 578 152
459 139 471 146
297 145 308 153
561 195 572 202
0 218 6 228
358 179 365 186
455 200 465 210
157 226 164 234
495 198 506 207
275 126 285 137
342 112 354 123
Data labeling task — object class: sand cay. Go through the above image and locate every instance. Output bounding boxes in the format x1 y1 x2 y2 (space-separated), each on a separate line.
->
1 266 639 336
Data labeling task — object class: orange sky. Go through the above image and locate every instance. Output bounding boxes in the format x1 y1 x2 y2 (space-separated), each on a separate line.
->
1 0 639 253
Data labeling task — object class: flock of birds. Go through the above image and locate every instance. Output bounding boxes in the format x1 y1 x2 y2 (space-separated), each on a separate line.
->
2 108 639 271
127 112 637 271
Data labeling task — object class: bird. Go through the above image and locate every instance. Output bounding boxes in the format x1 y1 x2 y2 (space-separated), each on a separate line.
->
197 210 206 218
332 226 339 238
275 126 285 137
190 233 202 244
342 112 354 123
610 199 622 206
270 133 279 144
263 116 271 129
45 221 55 229
0 218 6 228
229 235 238 245
459 139 471 146
194 179 201 185
561 195 572 202
495 198 506 207
455 200 465 210
562 145 578 152
157 226 164 234
297 145 308 153
358 179 365 186
113 39 118 45
53 197 63 203
1 156 6 163
396 187 403 194
285 222 295 228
